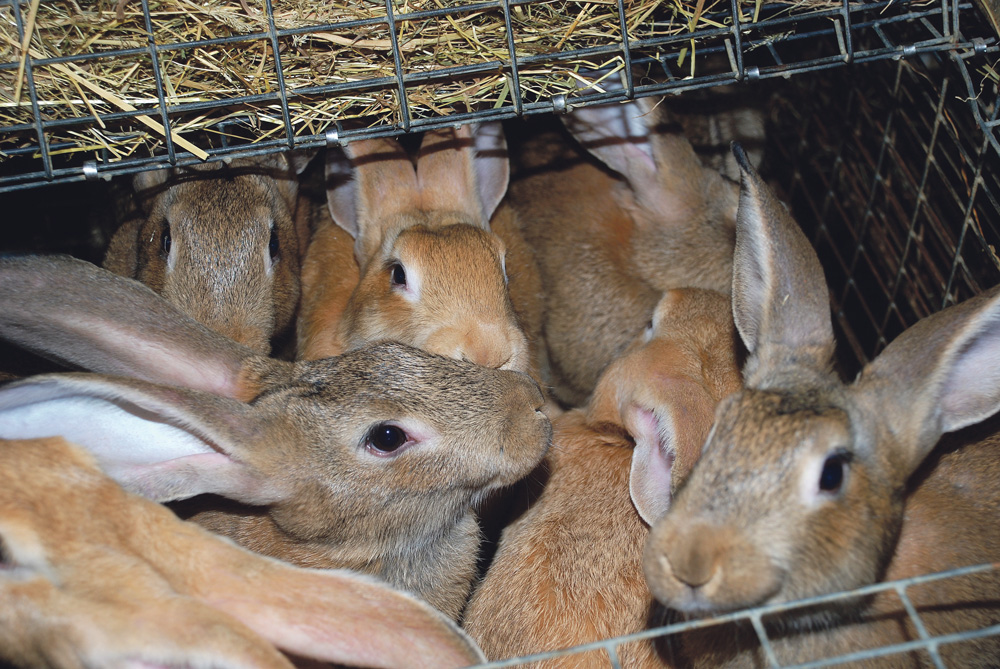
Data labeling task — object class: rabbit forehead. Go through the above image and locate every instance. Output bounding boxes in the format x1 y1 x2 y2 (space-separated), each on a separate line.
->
689 390 857 505
291 346 518 423
391 222 506 262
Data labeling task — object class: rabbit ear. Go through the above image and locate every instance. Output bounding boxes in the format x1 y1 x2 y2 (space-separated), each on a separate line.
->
628 406 676 525
0 254 276 401
252 150 317 208
855 285 1000 473
730 143 835 386
193 552 487 669
415 123 510 228
564 97 711 216
0 374 286 505
562 97 658 191
326 137 420 260
626 379 718 525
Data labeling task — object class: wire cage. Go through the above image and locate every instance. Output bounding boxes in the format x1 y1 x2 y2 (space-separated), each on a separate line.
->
1 0 999 666
0 0 994 192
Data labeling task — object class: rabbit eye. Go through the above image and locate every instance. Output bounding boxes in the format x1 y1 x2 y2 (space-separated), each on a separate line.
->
0 534 10 568
268 228 280 261
366 423 409 455
160 226 172 256
389 263 407 288
818 452 849 493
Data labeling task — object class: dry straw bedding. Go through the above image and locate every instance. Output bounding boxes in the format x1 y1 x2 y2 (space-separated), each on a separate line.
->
0 0 820 161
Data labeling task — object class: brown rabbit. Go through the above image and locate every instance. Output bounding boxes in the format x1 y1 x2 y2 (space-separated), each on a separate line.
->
296 124 546 390
0 254 551 621
642 144 1000 666
0 436 485 669
104 152 314 355
462 288 742 667
509 94 741 407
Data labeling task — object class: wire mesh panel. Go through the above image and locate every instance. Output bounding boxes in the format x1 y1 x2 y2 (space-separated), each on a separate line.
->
471 563 1000 668
769 39 1000 374
0 0 992 191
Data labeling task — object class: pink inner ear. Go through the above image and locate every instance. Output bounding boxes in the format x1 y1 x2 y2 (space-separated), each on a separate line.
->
110 451 277 505
627 406 675 525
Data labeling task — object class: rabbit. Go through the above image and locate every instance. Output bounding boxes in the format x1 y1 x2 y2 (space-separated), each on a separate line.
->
462 288 743 667
103 151 316 356
0 435 486 669
641 144 1000 667
507 93 742 408
0 254 552 621
296 124 548 396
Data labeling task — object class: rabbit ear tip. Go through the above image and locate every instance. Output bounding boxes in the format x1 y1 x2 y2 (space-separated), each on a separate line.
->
731 142 751 171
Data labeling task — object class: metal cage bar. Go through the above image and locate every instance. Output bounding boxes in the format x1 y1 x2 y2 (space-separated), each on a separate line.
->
0 0 991 191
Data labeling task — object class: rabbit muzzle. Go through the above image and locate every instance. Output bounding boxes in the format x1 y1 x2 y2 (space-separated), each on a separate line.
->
642 516 783 616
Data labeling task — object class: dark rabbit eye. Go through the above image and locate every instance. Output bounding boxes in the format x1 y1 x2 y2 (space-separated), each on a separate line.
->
268 228 280 261
161 226 172 256
389 263 407 287
367 423 409 454
819 452 849 493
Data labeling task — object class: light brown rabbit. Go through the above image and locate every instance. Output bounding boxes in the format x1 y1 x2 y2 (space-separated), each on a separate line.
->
642 144 1000 667
509 94 742 407
0 436 485 669
0 254 551 621
104 152 314 355
462 288 742 667
296 124 546 390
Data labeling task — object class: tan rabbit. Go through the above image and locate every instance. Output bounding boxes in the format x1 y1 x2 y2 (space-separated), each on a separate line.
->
104 152 314 355
0 436 485 669
642 144 1000 667
462 288 742 667
0 254 551 621
296 124 547 390
509 94 742 407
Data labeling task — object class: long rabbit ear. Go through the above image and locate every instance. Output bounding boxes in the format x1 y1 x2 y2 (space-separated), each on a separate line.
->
0 254 276 401
562 96 659 191
415 123 510 228
0 374 287 505
854 284 1000 474
730 143 835 387
326 137 420 261
189 549 487 669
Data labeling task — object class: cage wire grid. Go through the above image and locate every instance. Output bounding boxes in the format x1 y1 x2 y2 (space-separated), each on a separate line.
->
1 1 999 667
469 563 1000 668
0 0 995 191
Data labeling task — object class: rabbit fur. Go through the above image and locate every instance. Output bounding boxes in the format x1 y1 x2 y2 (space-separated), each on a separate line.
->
642 144 1000 667
463 288 742 667
0 254 551 621
508 95 743 407
0 436 486 669
104 152 314 355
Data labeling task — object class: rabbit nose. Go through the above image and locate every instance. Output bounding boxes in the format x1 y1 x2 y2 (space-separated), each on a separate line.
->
426 323 527 371
661 521 726 589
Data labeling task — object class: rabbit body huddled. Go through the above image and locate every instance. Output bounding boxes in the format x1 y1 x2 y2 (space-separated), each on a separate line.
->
463 288 742 667
3 77 1000 669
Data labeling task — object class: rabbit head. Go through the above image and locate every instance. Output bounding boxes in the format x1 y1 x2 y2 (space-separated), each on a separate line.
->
104 152 313 354
643 144 1000 620
0 436 485 669
319 124 531 372
0 254 551 619
586 288 744 524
